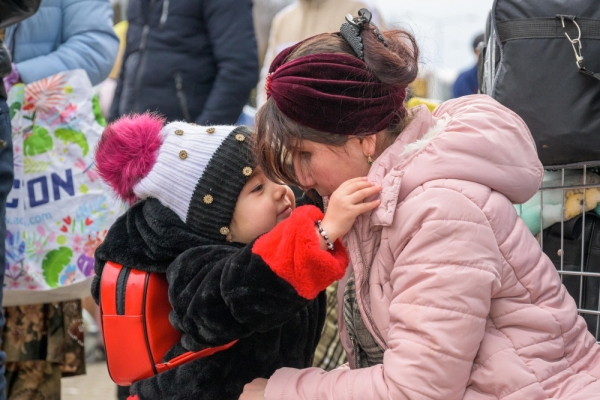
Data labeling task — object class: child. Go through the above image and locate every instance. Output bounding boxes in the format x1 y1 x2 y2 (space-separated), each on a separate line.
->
91 114 380 400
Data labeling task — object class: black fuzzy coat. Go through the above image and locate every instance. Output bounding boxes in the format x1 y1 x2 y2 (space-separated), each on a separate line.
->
92 198 326 400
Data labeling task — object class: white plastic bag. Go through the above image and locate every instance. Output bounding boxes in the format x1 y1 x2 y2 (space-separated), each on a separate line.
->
4 70 123 305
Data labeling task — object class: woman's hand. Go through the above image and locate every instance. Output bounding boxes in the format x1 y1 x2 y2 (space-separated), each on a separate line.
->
239 378 268 400
319 177 381 244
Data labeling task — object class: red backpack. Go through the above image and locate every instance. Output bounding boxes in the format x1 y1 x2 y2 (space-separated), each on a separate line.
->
100 261 237 386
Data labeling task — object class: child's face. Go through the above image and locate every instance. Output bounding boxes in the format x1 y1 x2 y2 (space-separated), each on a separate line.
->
227 170 295 244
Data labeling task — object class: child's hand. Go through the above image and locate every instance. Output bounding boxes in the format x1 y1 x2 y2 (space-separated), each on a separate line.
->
319 177 381 244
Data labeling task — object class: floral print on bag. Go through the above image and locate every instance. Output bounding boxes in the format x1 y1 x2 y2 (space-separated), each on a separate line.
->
4 70 124 291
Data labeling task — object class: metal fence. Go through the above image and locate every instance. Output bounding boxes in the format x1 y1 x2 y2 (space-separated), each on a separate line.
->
517 166 600 341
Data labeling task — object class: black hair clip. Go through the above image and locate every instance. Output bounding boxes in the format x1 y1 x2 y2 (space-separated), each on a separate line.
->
340 9 388 60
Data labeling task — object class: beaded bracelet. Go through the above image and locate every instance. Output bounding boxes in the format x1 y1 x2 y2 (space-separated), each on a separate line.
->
316 220 335 251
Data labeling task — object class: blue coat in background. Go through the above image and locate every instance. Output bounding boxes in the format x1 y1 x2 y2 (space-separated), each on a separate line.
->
5 0 119 86
110 0 259 125
452 64 479 99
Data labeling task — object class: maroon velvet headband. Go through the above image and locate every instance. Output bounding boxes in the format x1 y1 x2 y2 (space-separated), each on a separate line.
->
266 40 407 136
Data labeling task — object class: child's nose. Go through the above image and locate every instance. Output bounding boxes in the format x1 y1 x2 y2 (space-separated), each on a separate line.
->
273 183 287 200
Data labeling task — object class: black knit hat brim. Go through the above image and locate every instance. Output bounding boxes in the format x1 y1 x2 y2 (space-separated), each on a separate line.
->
186 126 255 241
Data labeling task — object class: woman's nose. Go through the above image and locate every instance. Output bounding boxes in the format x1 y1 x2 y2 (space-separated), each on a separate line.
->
293 160 315 189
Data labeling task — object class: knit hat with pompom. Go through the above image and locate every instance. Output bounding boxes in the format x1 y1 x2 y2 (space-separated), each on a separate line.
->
94 113 254 241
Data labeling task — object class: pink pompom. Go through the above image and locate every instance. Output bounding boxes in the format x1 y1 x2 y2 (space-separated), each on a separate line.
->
95 113 166 204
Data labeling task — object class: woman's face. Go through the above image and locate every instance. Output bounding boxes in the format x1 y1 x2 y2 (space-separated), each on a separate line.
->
292 137 373 197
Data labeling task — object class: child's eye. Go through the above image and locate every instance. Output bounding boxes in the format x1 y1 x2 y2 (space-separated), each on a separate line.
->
251 184 263 193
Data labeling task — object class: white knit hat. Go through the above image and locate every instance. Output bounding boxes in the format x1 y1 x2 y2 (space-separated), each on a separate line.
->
95 113 255 241
134 122 234 222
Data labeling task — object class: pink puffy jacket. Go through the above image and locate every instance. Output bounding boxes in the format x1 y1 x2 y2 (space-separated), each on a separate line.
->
264 95 600 399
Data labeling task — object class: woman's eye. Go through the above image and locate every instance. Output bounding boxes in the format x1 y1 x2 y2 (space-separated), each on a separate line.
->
251 184 263 193
299 151 311 160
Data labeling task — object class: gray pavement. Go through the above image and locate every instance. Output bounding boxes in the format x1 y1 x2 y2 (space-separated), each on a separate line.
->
61 307 118 399
62 361 117 400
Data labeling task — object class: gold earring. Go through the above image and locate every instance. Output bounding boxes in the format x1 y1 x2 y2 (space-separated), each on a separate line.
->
367 154 373 166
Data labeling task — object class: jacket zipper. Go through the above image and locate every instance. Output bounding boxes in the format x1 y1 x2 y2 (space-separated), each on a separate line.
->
175 72 192 122
133 0 156 112
116 267 131 315
159 0 169 30
351 226 387 349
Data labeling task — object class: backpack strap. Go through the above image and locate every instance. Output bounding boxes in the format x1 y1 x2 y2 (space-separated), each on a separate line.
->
496 17 600 41
155 340 238 374
578 67 600 81
496 15 600 81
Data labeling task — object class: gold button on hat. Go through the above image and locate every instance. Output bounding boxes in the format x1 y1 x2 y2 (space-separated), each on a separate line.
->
220 226 230 236
235 133 245 142
203 194 214 204
206 127 216 134
242 166 253 176
174 129 184 136
179 150 188 160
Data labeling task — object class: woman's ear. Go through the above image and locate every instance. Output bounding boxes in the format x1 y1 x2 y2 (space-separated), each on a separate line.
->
360 134 378 157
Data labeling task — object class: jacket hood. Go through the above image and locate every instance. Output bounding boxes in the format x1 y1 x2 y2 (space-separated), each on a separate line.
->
369 95 543 223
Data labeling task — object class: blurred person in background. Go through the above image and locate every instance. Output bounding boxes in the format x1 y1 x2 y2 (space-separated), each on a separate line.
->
451 32 483 98
4 0 118 88
1 0 118 398
109 0 259 125
0 3 43 400
99 20 129 117
256 0 382 108
253 0 294 70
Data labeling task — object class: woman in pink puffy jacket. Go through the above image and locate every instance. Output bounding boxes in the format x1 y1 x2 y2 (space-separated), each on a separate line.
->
240 9 600 400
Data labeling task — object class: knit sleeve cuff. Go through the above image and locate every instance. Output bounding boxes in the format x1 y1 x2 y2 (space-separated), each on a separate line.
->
252 205 349 299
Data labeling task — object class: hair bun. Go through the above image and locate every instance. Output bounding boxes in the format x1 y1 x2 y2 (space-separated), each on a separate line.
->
95 113 166 204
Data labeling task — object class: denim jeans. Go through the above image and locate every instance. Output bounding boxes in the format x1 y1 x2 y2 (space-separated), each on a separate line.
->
0 99 14 400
